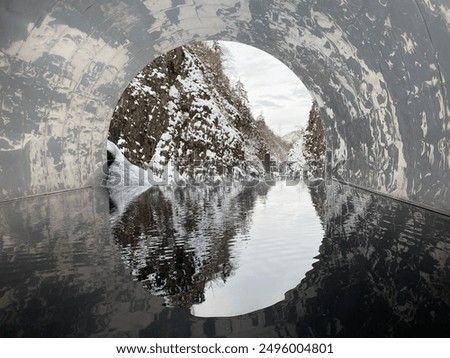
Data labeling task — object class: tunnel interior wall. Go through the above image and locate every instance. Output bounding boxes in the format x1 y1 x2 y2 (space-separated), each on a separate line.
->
0 0 449 214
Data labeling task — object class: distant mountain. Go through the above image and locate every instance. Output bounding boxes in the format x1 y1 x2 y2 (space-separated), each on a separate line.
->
282 129 304 146
254 114 290 162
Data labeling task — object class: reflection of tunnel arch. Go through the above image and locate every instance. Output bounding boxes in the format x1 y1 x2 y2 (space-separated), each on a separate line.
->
0 0 448 214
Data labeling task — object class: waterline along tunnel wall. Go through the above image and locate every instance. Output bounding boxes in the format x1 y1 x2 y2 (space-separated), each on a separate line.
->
0 0 449 214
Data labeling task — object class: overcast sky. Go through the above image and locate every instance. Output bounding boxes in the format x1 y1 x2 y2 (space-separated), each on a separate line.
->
219 41 312 136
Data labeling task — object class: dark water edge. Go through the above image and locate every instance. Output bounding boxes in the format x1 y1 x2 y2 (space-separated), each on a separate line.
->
0 182 449 337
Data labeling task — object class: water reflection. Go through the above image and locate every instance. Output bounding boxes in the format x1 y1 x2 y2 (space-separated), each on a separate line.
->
0 181 449 337
111 184 262 308
295 184 450 337
110 182 324 316
0 187 165 338
137 183 450 337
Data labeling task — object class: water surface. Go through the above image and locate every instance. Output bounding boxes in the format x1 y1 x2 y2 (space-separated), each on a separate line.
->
111 182 323 317
0 181 449 337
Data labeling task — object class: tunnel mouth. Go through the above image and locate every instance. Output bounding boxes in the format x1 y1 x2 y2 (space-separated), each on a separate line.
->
104 41 330 316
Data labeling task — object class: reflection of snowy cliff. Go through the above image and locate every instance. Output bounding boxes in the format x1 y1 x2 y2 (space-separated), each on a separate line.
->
110 181 269 307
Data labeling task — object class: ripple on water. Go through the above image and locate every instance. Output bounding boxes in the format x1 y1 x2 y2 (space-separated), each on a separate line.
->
110 182 324 317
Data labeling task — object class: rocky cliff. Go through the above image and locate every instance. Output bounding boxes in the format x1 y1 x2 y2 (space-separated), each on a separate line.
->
108 42 288 175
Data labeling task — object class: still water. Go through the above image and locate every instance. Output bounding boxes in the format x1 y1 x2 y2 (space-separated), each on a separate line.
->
0 181 449 337
111 182 323 318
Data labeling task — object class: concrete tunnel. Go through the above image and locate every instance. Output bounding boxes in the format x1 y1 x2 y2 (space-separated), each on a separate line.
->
0 0 449 215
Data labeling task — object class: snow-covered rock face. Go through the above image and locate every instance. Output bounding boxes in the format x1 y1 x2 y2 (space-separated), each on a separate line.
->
106 143 153 226
0 1 448 214
108 44 248 171
109 43 290 180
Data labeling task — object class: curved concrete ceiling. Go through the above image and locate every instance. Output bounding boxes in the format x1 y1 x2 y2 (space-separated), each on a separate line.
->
0 0 449 214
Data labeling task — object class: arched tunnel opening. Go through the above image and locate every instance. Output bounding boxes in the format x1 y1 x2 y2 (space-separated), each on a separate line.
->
104 40 327 317
0 0 449 339
105 40 321 185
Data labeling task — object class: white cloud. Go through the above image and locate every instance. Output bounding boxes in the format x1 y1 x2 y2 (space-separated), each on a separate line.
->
220 41 312 136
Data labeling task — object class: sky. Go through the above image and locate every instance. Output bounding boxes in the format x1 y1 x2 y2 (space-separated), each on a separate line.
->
219 41 312 136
